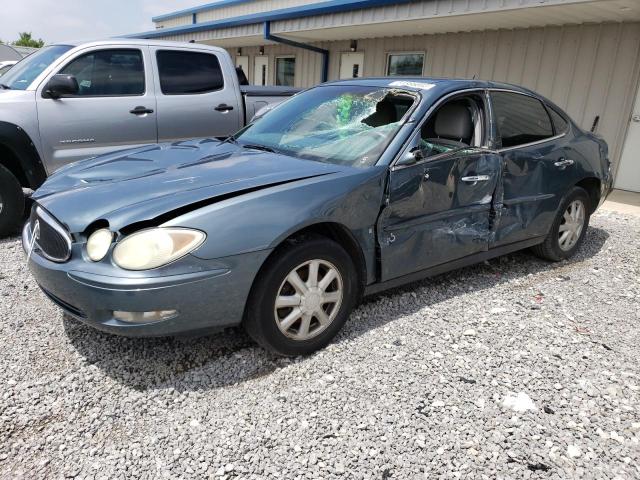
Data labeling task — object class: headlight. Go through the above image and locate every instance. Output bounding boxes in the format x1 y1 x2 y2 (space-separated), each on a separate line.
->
86 228 113 262
113 228 205 271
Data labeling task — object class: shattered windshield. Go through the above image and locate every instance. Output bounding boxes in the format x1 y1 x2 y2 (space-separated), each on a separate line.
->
235 85 416 167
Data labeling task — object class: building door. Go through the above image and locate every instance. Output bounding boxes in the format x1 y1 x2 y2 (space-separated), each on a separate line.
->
339 52 364 79
615 82 640 193
254 55 269 86
235 55 249 78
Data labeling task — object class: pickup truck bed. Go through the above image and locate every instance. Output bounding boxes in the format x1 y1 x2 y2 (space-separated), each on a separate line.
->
241 85 301 122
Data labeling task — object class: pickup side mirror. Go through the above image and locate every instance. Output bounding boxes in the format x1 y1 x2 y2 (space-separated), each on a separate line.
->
43 74 79 99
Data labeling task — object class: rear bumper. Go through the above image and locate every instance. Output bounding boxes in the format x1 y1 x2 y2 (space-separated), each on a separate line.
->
602 169 614 205
22 223 270 337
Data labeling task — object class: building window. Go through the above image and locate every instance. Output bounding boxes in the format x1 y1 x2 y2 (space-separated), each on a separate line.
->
386 52 425 76
275 56 295 87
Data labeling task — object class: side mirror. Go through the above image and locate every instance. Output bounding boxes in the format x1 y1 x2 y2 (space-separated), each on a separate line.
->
43 74 79 99
396 146 424 167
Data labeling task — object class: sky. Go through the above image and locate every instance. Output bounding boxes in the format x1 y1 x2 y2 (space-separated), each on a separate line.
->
0 0 204 44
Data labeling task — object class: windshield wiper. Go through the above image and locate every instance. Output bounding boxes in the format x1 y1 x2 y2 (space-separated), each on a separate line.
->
0 84 11 90
242 143 275 153
221 136 238 145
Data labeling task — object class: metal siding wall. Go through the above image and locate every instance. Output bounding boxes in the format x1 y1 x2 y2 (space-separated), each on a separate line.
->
160 23 263 42
156 15 193 29
185 0 317 23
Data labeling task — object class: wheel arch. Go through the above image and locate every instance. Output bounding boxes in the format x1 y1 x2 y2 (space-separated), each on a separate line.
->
575 177 601 214
251 221 368 305
0 121 47 189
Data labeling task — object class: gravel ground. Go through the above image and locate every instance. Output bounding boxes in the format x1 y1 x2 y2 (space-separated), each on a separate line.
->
0 210 639 479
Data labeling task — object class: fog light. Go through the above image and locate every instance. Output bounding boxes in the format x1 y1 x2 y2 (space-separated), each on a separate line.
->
113 310 177 324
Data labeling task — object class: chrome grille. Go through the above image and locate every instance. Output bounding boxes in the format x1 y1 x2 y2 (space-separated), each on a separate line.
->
29 206 72 262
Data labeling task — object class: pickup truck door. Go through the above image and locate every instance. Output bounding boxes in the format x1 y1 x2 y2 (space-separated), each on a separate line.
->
377 138 502 282
35 46 157 173
150 47 243 142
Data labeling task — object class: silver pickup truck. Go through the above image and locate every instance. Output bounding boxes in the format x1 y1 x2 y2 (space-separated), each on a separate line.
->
0 39 298 236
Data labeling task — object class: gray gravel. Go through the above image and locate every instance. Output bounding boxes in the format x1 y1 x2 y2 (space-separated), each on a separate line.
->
1 210 639 479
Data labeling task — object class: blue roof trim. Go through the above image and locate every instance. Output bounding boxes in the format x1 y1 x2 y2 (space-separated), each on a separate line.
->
140 0 413 38
153 0 255 23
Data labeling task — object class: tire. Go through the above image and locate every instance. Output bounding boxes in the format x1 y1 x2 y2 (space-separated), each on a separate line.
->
244 236 359 356
0 164 25 238
531 186 591 262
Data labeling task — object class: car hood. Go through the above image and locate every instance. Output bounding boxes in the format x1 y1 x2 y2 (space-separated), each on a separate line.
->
33 139 344 233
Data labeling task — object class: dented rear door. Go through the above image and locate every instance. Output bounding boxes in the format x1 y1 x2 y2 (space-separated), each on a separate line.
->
378 149 502 282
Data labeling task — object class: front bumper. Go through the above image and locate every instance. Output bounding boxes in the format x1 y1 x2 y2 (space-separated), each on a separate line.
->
22 223 270 337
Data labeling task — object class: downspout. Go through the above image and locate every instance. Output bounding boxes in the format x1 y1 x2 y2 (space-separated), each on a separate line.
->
263 21 329 83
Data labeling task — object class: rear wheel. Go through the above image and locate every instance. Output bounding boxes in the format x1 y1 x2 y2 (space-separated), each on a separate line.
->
244 236 358 356
532 186 590 261
0 164 25 237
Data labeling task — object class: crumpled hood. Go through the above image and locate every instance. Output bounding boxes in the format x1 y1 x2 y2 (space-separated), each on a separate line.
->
33 139 343 233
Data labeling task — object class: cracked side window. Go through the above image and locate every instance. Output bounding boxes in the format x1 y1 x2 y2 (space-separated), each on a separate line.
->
419 95 486 158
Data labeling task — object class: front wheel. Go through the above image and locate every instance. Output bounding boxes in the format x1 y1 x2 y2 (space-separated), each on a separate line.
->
532 186 590 262
244 236 358 356
0 164 25 238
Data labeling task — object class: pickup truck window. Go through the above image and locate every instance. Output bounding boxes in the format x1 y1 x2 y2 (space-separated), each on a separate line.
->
59 49 145 96
0 45 72 90
156 50 224 95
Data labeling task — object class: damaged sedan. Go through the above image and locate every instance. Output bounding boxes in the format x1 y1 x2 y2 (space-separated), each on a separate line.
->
23 78 612 355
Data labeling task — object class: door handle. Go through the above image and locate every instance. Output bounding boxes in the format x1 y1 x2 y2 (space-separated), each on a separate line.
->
461 175 491 183
554 159 575 169
130 106 154 115
215 104 234 113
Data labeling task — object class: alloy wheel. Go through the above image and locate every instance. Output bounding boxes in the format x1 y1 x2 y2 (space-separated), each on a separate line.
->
274 259 344 341
558 199 585 251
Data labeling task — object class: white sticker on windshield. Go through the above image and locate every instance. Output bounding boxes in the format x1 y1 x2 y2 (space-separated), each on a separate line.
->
389 80 435 90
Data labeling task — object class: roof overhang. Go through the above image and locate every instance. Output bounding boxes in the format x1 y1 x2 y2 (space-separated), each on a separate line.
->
131 0 640 46
276 0 640 43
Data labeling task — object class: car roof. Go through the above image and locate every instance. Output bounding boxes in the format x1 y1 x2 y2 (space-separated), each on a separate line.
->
50 38 227 54
323 77 534 95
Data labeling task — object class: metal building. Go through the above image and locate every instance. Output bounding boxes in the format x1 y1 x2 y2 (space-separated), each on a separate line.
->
131 0 640 192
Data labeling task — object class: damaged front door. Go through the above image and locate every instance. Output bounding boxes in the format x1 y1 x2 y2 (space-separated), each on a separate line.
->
378 142 502 282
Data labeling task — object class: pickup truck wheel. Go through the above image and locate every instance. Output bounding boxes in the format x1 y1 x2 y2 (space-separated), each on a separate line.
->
244 236 358 356
532 186 590 262
0 164 25 237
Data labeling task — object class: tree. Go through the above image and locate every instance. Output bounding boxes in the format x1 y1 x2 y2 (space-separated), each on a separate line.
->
13 32 44 48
